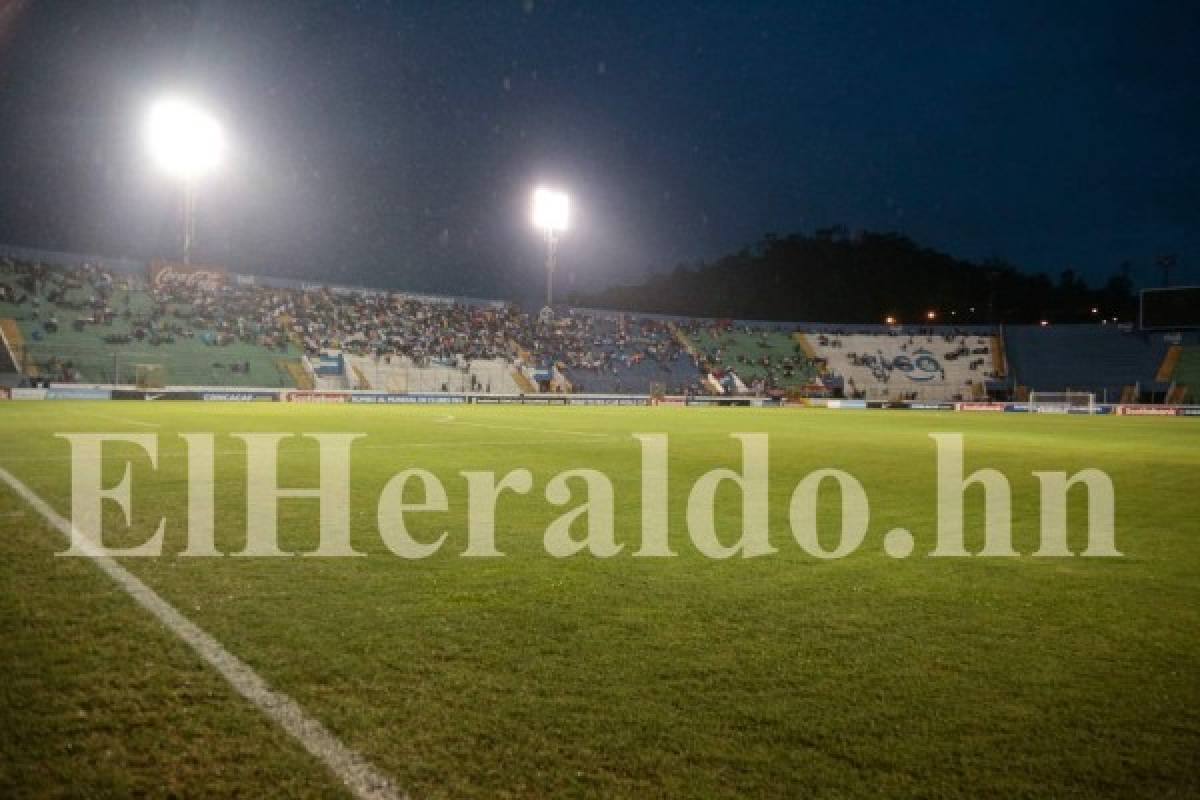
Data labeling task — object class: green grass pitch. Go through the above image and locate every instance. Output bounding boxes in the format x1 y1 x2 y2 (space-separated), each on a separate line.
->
1 401 1197 798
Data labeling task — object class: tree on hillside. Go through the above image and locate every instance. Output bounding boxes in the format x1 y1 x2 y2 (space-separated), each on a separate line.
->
571 231 1136 324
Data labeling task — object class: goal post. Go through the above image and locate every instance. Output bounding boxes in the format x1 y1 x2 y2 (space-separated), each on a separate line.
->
1028 391 1096 414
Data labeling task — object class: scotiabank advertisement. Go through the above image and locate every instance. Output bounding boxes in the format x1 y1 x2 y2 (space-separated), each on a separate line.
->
1117 405 1182 416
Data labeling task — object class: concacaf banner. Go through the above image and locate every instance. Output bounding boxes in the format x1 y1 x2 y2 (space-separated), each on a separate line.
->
150 259 227 289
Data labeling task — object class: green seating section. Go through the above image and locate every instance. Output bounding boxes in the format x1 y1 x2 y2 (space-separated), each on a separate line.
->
688 328 818 387
0 276 299 387
1175 347 1200 404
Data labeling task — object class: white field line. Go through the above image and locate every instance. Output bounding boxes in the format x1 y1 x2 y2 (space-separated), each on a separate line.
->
0 438 583 464
439 418 612 438
17 410 606 440
80 410 164 428
90 410 610 439
0 465 406 800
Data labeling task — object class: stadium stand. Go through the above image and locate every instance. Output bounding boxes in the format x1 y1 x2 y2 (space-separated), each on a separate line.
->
0 258 707 394
1003 324 1169 403
0 262 299 386
990 334 1008 378
345 354 522 393
5 253 1198 404
683 322 820 393
1172 347 1200 403
540 312 697 394
0 318 19 388
805 330 996 401
0 318 21 371
1156 345 1182 383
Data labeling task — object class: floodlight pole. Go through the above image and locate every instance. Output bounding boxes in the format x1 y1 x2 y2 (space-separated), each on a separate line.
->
544 227 558 309
182 179 196 265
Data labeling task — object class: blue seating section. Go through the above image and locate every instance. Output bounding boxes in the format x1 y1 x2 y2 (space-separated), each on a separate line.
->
565 357 697 394
1003 325 1169 401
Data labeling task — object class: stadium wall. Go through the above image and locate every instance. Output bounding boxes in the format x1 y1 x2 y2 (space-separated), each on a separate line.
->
6 383 1200 416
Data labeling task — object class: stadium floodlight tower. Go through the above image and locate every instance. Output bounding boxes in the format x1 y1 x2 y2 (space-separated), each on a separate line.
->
145 96 225 264
532 187 569 322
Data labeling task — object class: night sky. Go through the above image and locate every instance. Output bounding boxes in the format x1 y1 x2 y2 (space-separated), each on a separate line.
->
0 0 1197 300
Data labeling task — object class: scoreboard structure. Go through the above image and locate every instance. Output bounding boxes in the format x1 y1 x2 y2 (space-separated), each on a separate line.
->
1140 286 1200 330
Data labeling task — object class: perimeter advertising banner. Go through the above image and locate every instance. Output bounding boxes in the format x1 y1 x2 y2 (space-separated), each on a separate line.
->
685 396 754 407
474 394 570 405
825 399 868 409
1117 405 1181 416
568 396 650 406
45 387 111 400
112 389 194 401
350 394 469 405
111 389 278 401
201 392 278 402
288 391 350 404
956 402 1007 412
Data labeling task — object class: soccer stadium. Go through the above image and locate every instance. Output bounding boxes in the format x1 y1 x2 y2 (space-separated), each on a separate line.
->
1 3 1198 799
2 252 1200 408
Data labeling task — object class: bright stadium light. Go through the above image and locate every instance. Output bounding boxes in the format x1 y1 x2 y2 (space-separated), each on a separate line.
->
145 96 225 264
533 188 569 233
532 188 569 319
146 97 224 181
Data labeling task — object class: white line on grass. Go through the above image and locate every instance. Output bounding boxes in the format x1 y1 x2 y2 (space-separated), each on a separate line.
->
0 465 406 800
443 418 611 438
81 410 163 428
0 438 576 464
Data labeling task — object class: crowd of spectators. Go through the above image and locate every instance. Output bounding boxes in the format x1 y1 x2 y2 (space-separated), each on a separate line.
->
1 258 998 397
0 260 706 392
815 330 996 399
529 312 693 392
685 320 821 393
